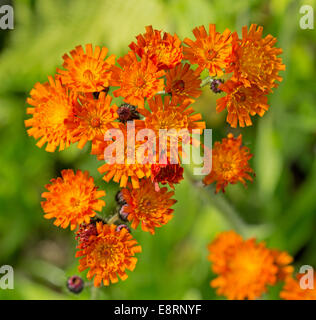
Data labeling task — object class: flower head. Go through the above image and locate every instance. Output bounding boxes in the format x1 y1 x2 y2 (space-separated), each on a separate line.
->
227 24 285 92
110 51 165 108
57 44 115 92
280 274 316 300
203 133 254 193
165 63 202 103
41 169 105 230
91 123 152 188
76 222 141 287
76 222 98 249
151 162 184 190
183 24 232 76
121 179 177 234
216 80 269 128
25 76 77 152
208 231 277 300
129 25 183 70
140 95 205 133
138 95 205 161
69 92 118 149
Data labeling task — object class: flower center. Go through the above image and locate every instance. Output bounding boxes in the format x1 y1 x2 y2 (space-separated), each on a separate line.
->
237 93 246 102
172 80 185 92
83 69 94 81
135 77 146 88
70 197 81 207
206 48 217 60
91 117 101 128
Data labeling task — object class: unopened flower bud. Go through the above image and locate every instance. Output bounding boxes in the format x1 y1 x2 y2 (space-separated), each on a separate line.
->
116 224 130 233
115 191 126 206
67 275 84 294
117 104 140 123
119 204 129 221
210 79 224 93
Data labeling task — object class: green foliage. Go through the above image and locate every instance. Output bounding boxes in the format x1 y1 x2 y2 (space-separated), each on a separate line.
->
0 0 315 300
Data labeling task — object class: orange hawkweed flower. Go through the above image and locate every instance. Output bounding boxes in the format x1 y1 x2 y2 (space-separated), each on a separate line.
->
183 24 232 76
91 123 152 189
138 95 205 161
121 179 177 234
208 231 277 300
70 92 119 149
165 63 202 103
57 44 115 93
110 51 165 108
25 76 76 152
227 24 285 92
216 80 269 128
41 169 105 230
140 95 205 133
76 222 141 287
280 274 316 300
129 25 183 70
151 162 184 191
203 133 254 193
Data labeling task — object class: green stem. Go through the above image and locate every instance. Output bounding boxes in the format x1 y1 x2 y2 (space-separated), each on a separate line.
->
107 212 120 225
90 286 99 300
185 170 248 236
200 76 213 87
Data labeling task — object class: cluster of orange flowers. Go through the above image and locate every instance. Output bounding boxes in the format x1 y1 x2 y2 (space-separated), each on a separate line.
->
208 231 316 300
24 24 290 295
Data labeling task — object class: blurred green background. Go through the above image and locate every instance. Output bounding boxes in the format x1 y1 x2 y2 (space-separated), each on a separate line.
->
0 0 315 300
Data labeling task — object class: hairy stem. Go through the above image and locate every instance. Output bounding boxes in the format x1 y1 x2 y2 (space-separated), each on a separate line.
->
107 212 120 225
200 76 214 87
90 286 99 300
185 170 248 236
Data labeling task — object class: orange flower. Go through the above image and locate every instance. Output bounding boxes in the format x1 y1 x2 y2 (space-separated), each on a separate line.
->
151 162 184 191
208 231 277 300
140 95 205 133
91 123 152 189
216 80 269 128
76 222 141 287
41 169 105 230
271 249 294 281
280 274 316 300
25 76 76 152
138 95 205 161
69 92 119 149
57 44 115 93
203 133 254 193
110 51 165 108
165 63 202 103
227 24 285 92
183 24 232 76
129 25 183 70
121 179 177 234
